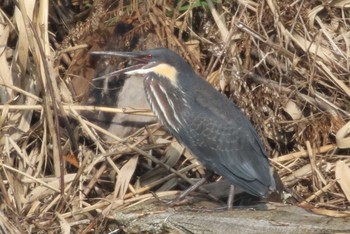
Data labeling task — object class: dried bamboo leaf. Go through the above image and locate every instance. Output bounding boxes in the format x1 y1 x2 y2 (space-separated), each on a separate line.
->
163 141 184 167
0 211 22 234
308 0 350 26
283 100 303 120
283 164 312 183
185 40 201 62
156 177 178 192
292 33 335 64
5 168 25 210
316 61 350 97
0 104 9 130
335 121 350 149
0 13 12 102
335 160 350 202
331 0 350 8
14 0 36 74
25 174 76 203
37 0 50 55
59 80 74 103
315 17 345 59
139 142 184 186
273 145 336 163
10 78 40 141
206 0 228 41
56 212 71 234
311 207 350 218
115 155 138 199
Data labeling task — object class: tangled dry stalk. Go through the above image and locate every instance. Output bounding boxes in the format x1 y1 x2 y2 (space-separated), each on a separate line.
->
1 0 350 232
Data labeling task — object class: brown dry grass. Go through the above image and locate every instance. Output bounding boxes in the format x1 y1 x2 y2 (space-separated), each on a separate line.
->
1 0 350 232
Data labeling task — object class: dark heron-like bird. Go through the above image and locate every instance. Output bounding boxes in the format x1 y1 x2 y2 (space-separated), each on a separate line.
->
90 48 276 199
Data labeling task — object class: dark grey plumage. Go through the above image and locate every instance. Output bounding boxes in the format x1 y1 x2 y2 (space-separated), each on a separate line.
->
141 48 275 198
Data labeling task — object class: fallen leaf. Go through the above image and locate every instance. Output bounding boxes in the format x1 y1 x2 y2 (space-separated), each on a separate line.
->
336 121 350 149
335 160 350 202
311 208 350 218
115 155 138 199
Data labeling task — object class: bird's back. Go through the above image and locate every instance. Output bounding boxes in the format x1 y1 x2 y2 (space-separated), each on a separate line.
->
173 74 275 197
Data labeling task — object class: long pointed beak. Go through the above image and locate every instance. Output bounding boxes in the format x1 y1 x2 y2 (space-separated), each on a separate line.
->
89 51 150 64
89 51 141 58
89 50 157 76
89 51 150 79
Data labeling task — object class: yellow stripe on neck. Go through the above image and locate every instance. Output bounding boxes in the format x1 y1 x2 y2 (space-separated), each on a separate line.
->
125 63 178 85
151 63 177 83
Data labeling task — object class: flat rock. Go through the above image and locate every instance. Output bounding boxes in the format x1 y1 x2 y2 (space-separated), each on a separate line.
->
112 198 350 234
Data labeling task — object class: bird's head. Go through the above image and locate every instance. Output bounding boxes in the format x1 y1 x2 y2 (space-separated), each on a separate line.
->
90 48 194 85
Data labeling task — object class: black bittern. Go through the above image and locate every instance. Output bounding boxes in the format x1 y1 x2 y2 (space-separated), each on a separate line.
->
90 48 275 199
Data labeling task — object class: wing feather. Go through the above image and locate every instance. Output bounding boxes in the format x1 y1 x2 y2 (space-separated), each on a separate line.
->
172 80 274 197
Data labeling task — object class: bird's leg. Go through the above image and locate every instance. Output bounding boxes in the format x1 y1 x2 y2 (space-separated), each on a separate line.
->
167 172 222 205
165 177 208 206
176 177 207 202
227 185 235 210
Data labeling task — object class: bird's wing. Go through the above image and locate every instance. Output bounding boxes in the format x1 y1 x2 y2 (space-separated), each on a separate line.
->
176 84 273 197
